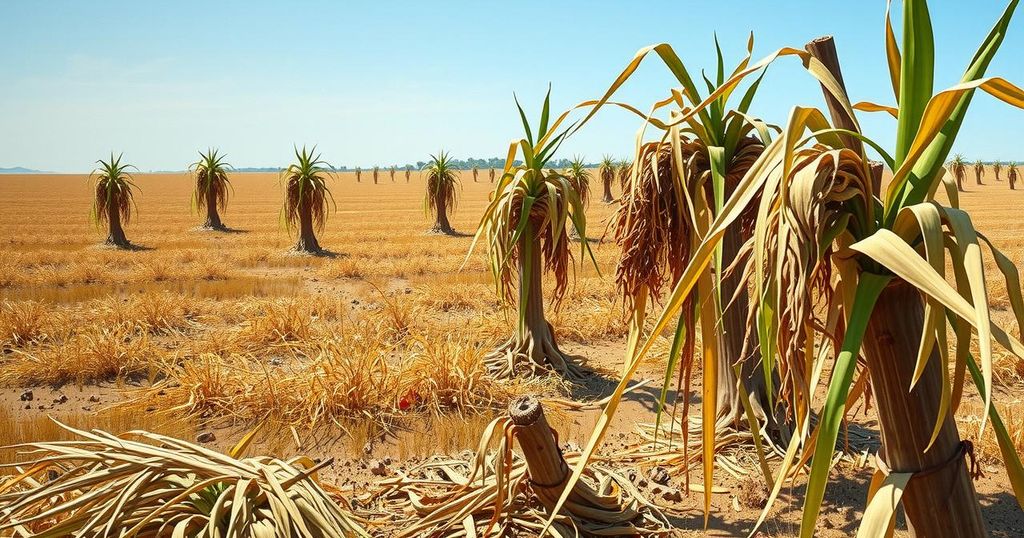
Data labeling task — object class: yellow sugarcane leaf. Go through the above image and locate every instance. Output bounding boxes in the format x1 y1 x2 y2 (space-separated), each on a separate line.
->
886 76 1024 209
854 101 899 119
884 0 902 101
856 470 911 538
851 230 1024 441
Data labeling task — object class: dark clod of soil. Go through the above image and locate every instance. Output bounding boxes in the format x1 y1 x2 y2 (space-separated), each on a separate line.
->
196 431 217 443
738 477 770 509
647 466 670 485
20 390 33 402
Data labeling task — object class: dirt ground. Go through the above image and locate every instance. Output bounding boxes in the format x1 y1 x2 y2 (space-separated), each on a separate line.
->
1 169 1022 536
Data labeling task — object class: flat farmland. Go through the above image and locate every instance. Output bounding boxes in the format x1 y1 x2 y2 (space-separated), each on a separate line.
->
1 168 1023 536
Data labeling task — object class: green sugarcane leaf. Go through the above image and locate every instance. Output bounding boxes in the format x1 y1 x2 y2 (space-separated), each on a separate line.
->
800 272 890 537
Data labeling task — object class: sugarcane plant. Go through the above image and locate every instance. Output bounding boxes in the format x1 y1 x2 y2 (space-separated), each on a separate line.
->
950 153 967 191
995 159 1004 180
281 146 336 254
469 88 597 378
423 150 461 235
616 159 631 191
546 2 1024 536
618 35 782 443
1010 161 1019 189
564 155 591 241
90 152 138 249
973 158 986 184
190 148 233 231
598 154 617 203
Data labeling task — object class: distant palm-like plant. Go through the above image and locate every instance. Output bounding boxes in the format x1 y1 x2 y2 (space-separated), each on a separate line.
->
355 166 362 182
389 165 397 182
423 150 461 235
973 159 986 185
373 166 380 184
564 156 592 240
616 159 631 190
190 148 232 230
472 166 479 182
469 89 596 378
1010 162 1019 189
405 166 411 182
598 155 616 203
90 152 138 249
281 146 336 254
565 155 591 208
489 167 496 182
950 153 967 191
995 160 1004 180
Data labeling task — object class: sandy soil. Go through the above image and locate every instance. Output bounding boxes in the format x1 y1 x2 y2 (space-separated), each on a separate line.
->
1 170 1023 536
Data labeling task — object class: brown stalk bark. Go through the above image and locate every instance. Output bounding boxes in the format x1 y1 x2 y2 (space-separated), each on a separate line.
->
294 199 321 253
431 195 455 235
106 203 130 248
715 207 780 433
601 175 613 203
203 188 224 230
861 280 985 537
805 36 863 156
520 232 551 358
509 395 568 501
485 222 578 377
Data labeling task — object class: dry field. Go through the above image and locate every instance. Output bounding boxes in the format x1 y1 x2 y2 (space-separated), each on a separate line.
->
1 168 1023 536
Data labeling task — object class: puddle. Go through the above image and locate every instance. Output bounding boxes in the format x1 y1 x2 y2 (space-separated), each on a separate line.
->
0 275 303 303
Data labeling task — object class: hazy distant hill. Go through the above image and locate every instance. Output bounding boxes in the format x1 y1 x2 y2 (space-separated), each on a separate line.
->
0 167 48 174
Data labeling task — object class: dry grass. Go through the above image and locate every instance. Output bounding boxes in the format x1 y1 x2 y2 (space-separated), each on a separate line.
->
1 169 1022 472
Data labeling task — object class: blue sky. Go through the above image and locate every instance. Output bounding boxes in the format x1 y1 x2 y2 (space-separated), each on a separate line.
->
2 1 1022 172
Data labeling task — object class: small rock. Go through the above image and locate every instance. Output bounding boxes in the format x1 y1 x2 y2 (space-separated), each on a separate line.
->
647 466 670 485
47 470 59 481
20 390 33 402
369 459 388 476
88 395 100 403
196 431 217 443
383 456 392 466
662 488 683 503
269 357 283 366
24 404 31 410
145 406 156 412
564 441 581 453
404 288 412 294
53 394 68 404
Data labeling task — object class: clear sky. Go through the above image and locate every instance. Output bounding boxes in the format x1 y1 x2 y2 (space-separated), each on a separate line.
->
2 1 1022 172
